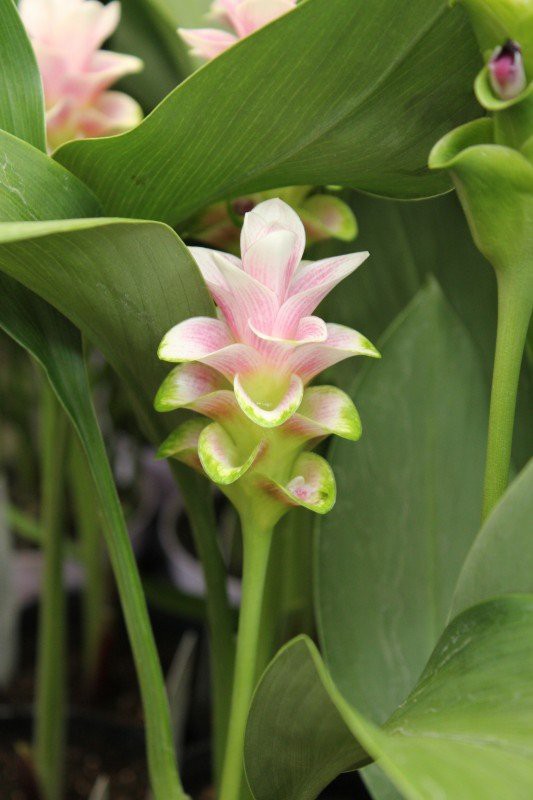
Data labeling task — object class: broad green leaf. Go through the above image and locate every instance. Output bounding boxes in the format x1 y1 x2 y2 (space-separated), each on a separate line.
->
0 130 101 220
55 0 481 222
245 596 533 800
451 459 533 617
0 216 213 436
316 282 489 795
316 191 497 382
0 134 189 798
315 191 531 470
0 0 45 151
111 0 192 111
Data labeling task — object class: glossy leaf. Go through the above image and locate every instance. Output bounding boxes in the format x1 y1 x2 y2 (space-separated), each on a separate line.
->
245 596 533 800
0 216 213 436
451 459 533 617
55 0 481 223
314 191 531 470
0 0 45 151
316 282 489 796
0 135 190 798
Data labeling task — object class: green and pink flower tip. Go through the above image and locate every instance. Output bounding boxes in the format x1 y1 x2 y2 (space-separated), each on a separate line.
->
178 0 297 61
156 199 379 529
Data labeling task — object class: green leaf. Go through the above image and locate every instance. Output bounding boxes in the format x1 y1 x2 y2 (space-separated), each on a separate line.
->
55 0 481 222
111 0 192 111
0 134 189 798
314 191 531 472
0 216 213 435
316 191 498 383
0 0 45 151
316 281 489 796
245 596 533 800
0 134 234 784
451 459 533 617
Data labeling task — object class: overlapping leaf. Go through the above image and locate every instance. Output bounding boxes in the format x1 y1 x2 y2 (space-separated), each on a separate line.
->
316 282 489 797
451 459 533 617
245 596 533 800
0 0 45 151
56 0 481 223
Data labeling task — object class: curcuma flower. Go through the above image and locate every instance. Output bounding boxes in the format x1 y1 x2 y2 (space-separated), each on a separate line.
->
19 0 143 151
156 200 379 528
190 186 358 255
179 0 297 61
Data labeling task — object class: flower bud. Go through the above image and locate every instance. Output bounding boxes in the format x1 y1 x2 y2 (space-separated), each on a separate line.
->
489 40 527 99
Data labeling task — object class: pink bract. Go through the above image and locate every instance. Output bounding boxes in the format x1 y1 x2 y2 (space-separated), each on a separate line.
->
19 0 143 150
159 199 377 428
179 0 297 61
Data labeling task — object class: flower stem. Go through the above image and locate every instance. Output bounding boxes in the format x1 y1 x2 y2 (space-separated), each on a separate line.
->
482 272 532 520
34 381 69 800
69 436 108 691
219 520 273 800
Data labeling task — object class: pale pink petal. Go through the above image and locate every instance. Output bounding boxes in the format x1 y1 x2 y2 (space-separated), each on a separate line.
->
275 252 369 335
208 251 279 342
241 198 305 265
290 323 380 383
77 92 142 138
209 0 240 26
233 0 296 37
285 386 361 441
155 363 239 420
157 419 207 470
199 344 262 380
260 452 336 514
178 27 237 59
158 317 235 362
155 362 226 410
249 315 327 345
242 228 299 299
83 50 144 94
199 423 264 484
234 372 303 427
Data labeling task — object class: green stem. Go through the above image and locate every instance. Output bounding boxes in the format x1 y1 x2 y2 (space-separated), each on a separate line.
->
482 273 533 520
81 434 187 799
169 464 235 787
34 382 69 800
69 437 108 690
219 521 273 800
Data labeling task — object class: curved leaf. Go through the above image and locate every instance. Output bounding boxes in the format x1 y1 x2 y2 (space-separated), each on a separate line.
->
55 0 481 222
0 0 45 151
245 596 533 800
451 459 533 617
0 132 190 797
0 216 213 435
316 282 489 795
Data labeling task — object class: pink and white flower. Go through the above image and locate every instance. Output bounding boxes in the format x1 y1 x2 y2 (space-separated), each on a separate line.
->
156 199 378 524
179 0 297 61
19 0 143 150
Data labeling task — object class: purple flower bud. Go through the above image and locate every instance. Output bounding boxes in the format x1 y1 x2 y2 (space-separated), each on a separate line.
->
489 40 527 100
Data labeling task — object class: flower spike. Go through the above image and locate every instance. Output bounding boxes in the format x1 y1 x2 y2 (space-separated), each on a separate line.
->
19 0 143 150
179 0 297 61
157 198 378 528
